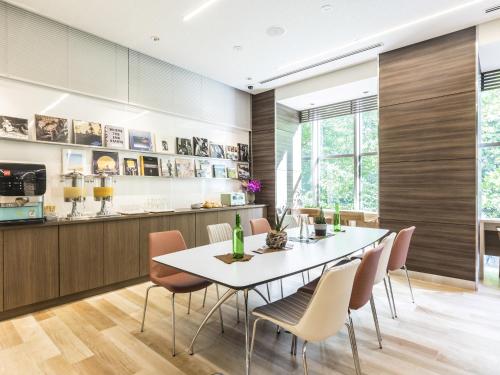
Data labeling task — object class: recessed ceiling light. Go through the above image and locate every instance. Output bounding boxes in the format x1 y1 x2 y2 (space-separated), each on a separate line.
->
183 0 221 22
151 35 160 42
363 91 369 94
266 26 286 37
310 103 315 106
321 4 333 12
278 0 483 71
233 45 243 52
246 77 253 81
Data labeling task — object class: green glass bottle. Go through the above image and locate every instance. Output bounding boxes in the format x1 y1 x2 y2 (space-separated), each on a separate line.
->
233 214 244 259
333 202 341 232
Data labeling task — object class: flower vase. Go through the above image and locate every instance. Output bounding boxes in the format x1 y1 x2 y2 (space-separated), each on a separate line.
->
246 191 255 204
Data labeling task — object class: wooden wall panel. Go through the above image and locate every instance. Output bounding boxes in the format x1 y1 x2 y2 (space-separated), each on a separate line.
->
379 92 476 163
379 158 476 225
139 216 171 276
379 27 477 282
0 231 3 312
381 219 476 281
195 212 219 246
4 227 59 310
252 90 276 224
379 27 476 108
60 222 104 296
103 219 140 285
170 214 196 248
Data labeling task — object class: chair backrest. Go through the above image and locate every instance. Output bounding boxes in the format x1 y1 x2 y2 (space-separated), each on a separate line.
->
282 214 299 229
295 259 360 342
350 243 384 310
250 218 271 235
373 233 396 285
387 226 416 271
149 230 187 279
207 223 232 244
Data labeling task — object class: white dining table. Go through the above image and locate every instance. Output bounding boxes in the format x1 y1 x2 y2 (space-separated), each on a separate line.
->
154 226 389 375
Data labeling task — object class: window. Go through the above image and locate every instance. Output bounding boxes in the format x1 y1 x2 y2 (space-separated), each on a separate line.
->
480 87 500 218
296 99 379 211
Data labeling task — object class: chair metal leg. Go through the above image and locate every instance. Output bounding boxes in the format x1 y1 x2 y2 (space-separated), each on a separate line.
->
302 272 306 285
202 287 208 308
307 270 310 282
302 340 309 375
346 312 361 375
215 284 224 333
290 334 298 356
387 273 398 318
250 317 262 360
370 294 383 349
403 265 415 303
140 284 159 332
171 293 176 357
280 279 284 299
236 291 240 323
251 287 270 304
266 283 271 301
383 277 395 318
188 292 192 314
244 289 250 375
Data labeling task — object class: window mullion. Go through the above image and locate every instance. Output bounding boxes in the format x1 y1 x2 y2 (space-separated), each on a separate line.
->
354 112 361 210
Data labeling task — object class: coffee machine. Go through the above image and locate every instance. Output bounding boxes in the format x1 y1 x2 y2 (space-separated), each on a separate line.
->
0 162 46 224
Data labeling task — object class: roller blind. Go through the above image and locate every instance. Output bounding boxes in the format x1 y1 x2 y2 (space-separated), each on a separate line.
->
299 95 378 123
481 69 500 91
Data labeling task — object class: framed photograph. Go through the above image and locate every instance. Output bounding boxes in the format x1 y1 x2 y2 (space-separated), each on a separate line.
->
124 158 139 176
139 156 160 176
62 149 86 174
237 163 250 180
238 143 249 162
193 137 209 157
227 167 237 179
129 129 153 151
92 150 119 175
225 145 239 161
105 125 126 149
0 115 29 140
210 143 225 159
213 164 226 178
35 114 69 143
175 158 195 178
195 159 211 177
156 135 175 154
176 137 193 155
160 157 175 177
73 120 103 146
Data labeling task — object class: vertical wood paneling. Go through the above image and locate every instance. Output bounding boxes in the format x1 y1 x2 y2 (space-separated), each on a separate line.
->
379 27 477 282
252 90 276 224
139 216 171 277
170 214 196 248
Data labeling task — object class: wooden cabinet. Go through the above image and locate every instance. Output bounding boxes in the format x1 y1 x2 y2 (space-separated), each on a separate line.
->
170 214 196 248
139 216 170 276
195 212 219 246
59 222 104 296
237 206 268 235
0 231 3 312
218 210 236 229
103 219 140 285
3 227 59 310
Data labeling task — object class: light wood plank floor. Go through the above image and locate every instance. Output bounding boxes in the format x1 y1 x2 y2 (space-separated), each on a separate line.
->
0 270 499 375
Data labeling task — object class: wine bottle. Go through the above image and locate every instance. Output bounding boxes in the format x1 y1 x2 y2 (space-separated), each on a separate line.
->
333 202 341 232
233 214 244 259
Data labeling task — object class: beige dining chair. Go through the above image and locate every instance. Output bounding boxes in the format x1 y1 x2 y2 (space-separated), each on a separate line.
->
207 223 241 322
250 259 361 375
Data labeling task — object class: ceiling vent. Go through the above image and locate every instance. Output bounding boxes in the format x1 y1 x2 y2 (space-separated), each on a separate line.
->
259 43 383 84
485 4 500 13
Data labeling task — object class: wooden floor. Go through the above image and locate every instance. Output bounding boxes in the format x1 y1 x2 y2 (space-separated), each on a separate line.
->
0 270 499 375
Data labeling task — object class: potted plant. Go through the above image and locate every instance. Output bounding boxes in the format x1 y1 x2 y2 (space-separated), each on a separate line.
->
314 208 327 237
266 209 289 249
242 179 261 204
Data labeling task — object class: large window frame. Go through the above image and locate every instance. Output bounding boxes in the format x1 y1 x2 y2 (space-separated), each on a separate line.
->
300 109 378 211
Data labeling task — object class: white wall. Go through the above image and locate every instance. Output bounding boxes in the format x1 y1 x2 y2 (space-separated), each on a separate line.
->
478 18 500 72
0 77 249 216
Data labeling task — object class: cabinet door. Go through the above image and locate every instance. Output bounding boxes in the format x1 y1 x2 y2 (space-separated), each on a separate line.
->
4 227 59 310
139 216 170 276
237 208 252 235
103 219 140 285
0 231 3 312
59 222 104 296
195 212 219 246
170 214 196 248
218 210 236 229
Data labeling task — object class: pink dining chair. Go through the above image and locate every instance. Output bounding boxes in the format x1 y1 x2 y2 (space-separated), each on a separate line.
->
386 226 416 318
140 230 223 356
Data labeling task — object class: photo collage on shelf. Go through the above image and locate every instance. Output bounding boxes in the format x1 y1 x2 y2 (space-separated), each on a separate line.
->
0 113 250 180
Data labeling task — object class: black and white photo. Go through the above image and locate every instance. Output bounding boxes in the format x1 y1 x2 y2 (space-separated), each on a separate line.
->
193 137 209 157
176 137 193 155
210 143 225 158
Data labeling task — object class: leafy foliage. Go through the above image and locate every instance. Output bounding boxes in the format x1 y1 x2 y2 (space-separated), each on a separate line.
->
314 208 327 224
274 208 289 232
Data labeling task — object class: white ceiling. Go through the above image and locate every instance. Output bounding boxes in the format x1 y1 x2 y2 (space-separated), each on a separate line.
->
5 0 500 93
